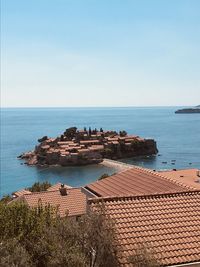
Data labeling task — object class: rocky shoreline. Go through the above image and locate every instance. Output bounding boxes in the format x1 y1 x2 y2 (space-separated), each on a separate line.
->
18 127 158 167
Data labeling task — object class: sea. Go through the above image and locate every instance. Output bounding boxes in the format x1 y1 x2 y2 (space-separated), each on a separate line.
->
1 107 200 197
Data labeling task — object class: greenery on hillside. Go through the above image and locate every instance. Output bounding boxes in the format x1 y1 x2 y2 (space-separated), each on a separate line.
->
98 173 110 180
98 173 117 180
26 181 52 192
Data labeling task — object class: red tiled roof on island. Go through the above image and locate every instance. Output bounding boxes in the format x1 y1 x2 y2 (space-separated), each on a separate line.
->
89 190 200 266
19 127 158 166
85 167 192 197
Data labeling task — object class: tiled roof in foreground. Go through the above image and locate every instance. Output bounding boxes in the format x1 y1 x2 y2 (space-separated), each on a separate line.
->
17 187 87 217
89 190 200 266
85 167 191 197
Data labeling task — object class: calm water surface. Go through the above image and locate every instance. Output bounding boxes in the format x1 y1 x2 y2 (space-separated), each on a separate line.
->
1 107 200 197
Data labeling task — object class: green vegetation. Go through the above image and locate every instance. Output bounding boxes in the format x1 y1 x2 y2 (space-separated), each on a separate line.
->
26 181 52 192
103 148 114 158
77 154 88 161
131 139 143 150
0 194 12 204
0 179 160 267
128 246 160 267
0 201 119 267
38 136 48 143
98 173 110 180
64 127 77 139
119 130 127 137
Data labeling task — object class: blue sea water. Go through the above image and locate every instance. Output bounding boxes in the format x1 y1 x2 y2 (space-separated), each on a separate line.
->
1 107 200 197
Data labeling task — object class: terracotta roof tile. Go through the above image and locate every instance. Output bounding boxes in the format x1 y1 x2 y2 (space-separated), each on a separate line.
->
13 189 31 197
89 191 200 266
17 188 87 217
80 140 100 144
160 169 200 190
85 167 191 197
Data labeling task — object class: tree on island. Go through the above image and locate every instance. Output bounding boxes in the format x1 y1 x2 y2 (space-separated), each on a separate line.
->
38 136 48 143
89 127 92 136
119 130 127 137
60 134 64 141
64 127 77 139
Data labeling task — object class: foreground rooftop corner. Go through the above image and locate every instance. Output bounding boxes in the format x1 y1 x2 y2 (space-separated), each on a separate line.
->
89 190 200 267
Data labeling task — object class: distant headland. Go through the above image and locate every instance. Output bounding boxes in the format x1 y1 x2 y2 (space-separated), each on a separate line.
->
175 105 200 114
18 127 158 166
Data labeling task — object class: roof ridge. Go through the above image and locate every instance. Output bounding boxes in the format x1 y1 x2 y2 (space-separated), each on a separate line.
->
23 190 59 196
23 186 82 196
88 190 200 204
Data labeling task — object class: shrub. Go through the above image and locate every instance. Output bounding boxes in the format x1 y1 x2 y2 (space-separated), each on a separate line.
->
26 181 52 192
119 131 127 137
128 245 160 267
0 201 120 267
64 127 77 139
0 239 32 267
0 194 12 204
98 173 110 180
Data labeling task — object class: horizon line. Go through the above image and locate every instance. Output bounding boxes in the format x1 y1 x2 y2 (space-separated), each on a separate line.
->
0 105 196 109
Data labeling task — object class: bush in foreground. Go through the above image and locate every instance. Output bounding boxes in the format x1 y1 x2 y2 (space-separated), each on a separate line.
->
0 192 160 267
0 201 119 267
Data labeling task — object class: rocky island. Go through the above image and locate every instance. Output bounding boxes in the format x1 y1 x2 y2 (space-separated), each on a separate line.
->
175 105 200 114
19 127 158 166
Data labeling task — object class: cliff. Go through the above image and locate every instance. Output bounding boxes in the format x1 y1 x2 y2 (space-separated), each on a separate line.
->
19 127 158 166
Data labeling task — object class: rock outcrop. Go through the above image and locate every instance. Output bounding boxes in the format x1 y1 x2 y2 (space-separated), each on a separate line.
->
175 106 200 114
19 127 158 166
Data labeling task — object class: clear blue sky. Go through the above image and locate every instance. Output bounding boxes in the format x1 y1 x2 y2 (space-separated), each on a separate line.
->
1 0 200 107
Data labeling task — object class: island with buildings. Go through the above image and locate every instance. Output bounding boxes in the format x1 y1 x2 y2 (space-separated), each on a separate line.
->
175 105 200 114
19 127 158 166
